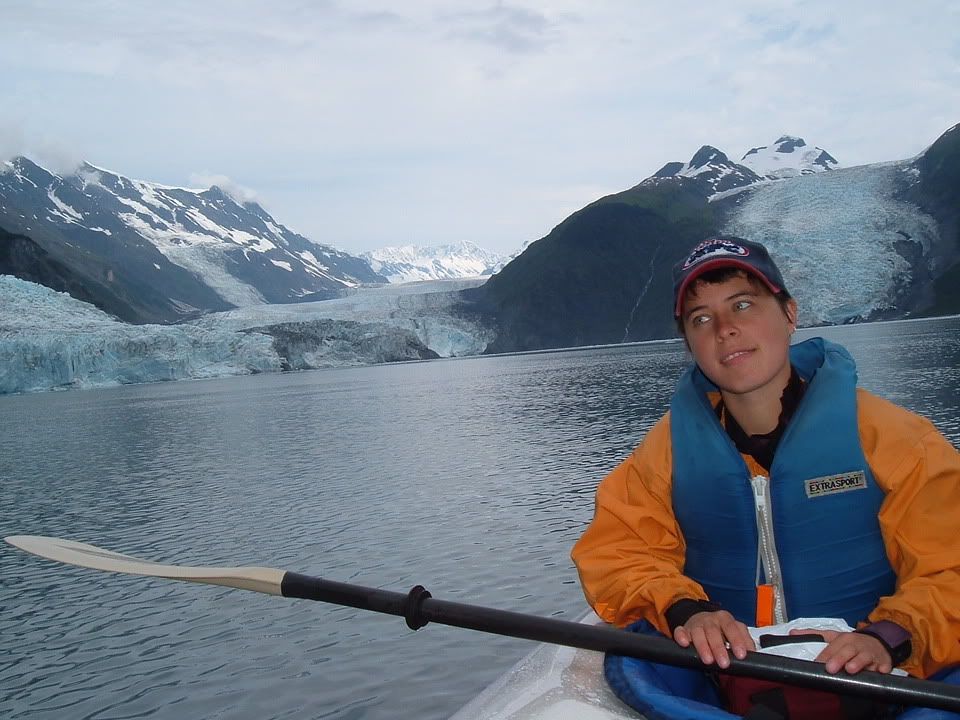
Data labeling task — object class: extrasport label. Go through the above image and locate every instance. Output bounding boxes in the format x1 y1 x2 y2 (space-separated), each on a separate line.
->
804 471 868 498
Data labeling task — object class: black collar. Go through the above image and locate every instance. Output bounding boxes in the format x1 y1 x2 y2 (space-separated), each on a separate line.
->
715 367 806 472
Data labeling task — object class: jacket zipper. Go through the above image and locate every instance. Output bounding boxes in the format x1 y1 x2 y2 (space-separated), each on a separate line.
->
750 475 787 623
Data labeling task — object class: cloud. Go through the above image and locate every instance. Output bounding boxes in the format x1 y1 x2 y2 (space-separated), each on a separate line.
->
188 173 259 204
438 3 570 54
0 120 84 173
0 121 26 163
1 1 958 254
30 142 85 175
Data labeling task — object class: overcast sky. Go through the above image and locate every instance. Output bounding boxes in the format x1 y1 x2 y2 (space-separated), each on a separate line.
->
1 1 958 256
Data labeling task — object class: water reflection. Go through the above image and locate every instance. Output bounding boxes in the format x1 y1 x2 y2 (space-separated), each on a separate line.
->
796 318 960 438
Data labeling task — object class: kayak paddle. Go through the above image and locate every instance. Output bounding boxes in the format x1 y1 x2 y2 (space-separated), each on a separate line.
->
6 534 960 713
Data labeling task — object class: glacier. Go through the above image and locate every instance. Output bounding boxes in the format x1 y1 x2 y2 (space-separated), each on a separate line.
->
0 276 491 395
0 276 278 394
718 160 939 325
192 278 494 360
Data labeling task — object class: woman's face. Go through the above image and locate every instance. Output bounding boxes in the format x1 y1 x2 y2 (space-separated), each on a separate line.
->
681 273 797 402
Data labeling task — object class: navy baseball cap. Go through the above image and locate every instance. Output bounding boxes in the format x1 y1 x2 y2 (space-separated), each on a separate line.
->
673 236 787 317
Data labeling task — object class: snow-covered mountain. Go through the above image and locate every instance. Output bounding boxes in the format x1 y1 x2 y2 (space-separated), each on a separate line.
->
0 157 386 322
739 136 839 179
362 241 501 283
649 137 929 324
642 136 836 200
648 145 764 196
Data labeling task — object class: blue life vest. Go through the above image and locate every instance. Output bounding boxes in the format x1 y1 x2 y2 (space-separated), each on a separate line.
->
669 337 895 626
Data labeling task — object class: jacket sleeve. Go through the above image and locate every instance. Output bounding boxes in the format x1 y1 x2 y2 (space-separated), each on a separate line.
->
570 413 708 634
858 390 960 678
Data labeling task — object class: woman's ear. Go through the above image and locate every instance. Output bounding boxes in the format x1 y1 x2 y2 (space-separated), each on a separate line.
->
785 299 799 329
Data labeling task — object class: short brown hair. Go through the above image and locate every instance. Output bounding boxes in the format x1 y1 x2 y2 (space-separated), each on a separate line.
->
675 267 794 337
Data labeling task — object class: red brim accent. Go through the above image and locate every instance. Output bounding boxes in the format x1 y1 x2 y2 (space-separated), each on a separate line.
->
674 259 782 317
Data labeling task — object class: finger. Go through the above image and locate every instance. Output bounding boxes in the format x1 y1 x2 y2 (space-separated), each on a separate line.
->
690 627 716 665
705 628 732 668
816 640 848 672
673 626 691 648
845 647 892 675
845 647 888 674
858 635 893 674
721 621 755 658
826 635 893 675
731 629 755 658
843 651 873 674
823 645 858 674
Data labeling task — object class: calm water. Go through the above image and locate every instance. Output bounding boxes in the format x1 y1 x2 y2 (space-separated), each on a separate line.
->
2 317 958 720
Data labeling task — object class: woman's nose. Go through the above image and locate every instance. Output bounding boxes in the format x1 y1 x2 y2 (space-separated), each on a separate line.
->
715 314 739 338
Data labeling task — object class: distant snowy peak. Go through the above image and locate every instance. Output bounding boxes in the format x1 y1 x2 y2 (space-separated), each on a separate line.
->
740 136 839 179
644 136 839 198
650 145 763 195
487 240 533 275
362 240 502 283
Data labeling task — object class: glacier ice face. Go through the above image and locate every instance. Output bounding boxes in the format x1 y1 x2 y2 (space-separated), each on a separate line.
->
719 161 939 325
0 276 492 395
245 319 439 369
194 278 493 358
0 276 280 394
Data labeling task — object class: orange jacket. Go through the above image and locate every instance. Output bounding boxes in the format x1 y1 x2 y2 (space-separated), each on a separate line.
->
571 388 960 678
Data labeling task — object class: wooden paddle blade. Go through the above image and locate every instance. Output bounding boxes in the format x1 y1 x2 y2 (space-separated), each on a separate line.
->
5 535 285 595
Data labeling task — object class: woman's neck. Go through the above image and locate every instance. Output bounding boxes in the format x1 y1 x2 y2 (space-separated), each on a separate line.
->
720 366 794 436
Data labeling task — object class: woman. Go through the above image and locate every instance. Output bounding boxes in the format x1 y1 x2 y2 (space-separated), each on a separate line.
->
571 236 960 718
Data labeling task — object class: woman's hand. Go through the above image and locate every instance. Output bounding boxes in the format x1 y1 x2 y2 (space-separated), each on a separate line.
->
789 628 893 674
673 610 756 668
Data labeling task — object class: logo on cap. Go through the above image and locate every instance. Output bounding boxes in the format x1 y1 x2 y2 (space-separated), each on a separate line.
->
682 238 749 270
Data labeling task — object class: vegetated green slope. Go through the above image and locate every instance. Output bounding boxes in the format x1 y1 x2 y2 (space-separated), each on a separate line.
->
474 179 716 353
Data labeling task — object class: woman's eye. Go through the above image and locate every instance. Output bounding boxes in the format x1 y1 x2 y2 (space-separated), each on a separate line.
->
734 300 752 311
692 314 710 326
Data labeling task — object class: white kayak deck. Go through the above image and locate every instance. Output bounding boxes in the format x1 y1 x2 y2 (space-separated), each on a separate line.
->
449 611 640 720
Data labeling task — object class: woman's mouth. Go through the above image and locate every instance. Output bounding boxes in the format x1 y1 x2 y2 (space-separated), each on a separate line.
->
721 349 753 365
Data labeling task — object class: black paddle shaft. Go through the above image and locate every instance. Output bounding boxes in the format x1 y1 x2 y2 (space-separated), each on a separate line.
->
279 573 960 713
